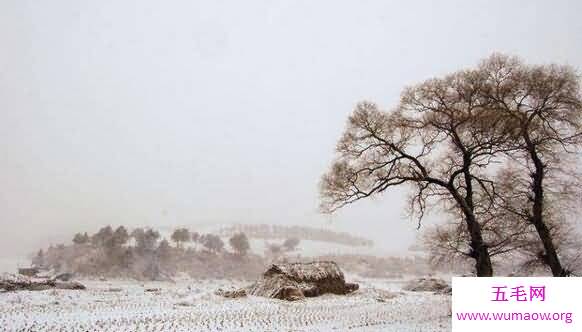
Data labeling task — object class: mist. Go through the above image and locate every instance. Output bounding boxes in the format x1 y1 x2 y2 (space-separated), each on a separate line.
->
1 0 581 258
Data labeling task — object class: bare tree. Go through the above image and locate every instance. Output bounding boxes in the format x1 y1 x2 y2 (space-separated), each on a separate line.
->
229 232 250 256
422 212 538 274
156 239 176 274
190 231 200 251
132 228 160 253
72 232 89 245
111 226 129 247
491 161 581 275
171 228 191 249
91 226 113 247
200 234 224 254
321 54 582 277
477 54 582 276
320 68 516 276
283 237 300 251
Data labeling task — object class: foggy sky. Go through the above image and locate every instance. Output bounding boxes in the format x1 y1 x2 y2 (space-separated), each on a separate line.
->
1 0 581 257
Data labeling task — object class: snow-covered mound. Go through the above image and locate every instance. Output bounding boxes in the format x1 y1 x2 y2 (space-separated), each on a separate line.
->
246 261 359 300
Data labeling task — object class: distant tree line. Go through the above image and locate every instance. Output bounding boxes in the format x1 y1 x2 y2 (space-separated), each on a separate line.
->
31 226 264 280
217 224 373 247
30 225 451 281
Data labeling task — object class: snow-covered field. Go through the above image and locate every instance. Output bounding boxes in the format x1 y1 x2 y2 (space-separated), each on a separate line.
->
0 277 450 332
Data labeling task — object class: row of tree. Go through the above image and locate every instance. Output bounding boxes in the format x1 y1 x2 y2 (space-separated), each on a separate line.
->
217 224 373 246
33 226 302 279
68 226 248 255
321 54 582 276
33 227 253 278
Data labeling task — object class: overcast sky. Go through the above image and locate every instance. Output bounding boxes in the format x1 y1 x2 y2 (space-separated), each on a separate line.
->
1 0 581 257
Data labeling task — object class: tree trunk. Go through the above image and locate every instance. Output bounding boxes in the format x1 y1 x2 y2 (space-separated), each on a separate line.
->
463 155 493 277
467 213 494 277
528 144 568 276
451 164 494 277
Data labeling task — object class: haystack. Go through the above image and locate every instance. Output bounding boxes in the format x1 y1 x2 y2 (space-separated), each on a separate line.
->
403 277 449 292
247 261 358 301
0 273 86 292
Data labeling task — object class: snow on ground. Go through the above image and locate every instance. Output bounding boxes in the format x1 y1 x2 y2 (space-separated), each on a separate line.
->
0 277 451 331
